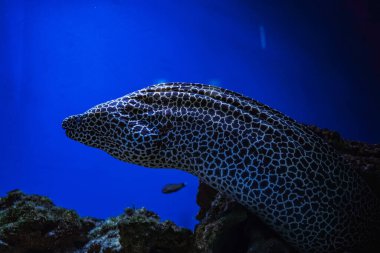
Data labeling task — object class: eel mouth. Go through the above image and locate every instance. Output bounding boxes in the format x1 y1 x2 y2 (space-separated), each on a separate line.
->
62 115 83 141
64 129 75 139
63 122 118 148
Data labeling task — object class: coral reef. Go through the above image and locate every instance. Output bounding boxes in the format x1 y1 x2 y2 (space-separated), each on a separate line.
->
0 125 379 253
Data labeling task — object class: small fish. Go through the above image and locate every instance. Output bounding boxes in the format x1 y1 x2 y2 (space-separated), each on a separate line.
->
161 183 186 194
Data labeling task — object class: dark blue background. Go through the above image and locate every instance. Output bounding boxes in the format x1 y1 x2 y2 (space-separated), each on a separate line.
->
1 0 379 229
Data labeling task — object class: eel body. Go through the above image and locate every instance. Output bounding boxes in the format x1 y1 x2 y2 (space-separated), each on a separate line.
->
62 82 380 253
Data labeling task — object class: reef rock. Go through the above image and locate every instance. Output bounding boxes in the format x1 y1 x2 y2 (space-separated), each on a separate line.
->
0 190 193 253
195 183 295 253
0 189 95 253
83 207 193 253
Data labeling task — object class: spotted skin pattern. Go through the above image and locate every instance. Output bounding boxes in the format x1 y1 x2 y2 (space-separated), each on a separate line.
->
62 83 379 253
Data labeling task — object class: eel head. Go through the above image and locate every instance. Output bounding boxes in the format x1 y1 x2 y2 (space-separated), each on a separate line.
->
62 93 166 167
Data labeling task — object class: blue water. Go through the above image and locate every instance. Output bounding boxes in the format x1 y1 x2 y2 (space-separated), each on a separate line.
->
1 0 379 230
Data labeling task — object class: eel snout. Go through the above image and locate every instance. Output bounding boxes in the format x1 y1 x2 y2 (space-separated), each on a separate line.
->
62 115 82 130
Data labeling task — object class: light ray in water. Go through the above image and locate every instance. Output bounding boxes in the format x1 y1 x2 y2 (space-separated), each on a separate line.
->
259 25 266 49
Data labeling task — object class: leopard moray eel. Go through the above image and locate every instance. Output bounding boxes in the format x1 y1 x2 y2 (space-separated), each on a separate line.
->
62 82 379 253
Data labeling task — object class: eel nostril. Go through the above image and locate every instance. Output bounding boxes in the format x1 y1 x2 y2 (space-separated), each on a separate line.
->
62 117 70 130
62 115 81 130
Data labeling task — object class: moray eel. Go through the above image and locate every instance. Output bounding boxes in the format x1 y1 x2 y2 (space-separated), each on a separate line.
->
62 82 379 253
